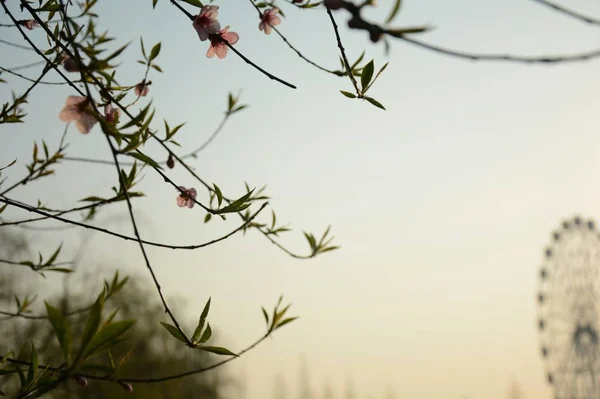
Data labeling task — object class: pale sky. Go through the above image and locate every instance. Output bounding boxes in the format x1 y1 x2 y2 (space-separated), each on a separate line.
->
2 0 600 398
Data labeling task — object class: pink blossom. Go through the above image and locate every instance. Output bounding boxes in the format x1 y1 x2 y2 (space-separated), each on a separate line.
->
259 8 281 35
104 104 120 124
58 96 97 134
207 26 239 59
176 186 197 209
192 5 221 41
24 20 39 30
62 56 80 72
134 82 149 97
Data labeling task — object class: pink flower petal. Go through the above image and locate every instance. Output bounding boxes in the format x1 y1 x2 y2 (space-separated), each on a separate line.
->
80 113 97 132
215 44 228 59
74 119 91 134
206 45 216 58
66 95 86 106
222 32 239 45
58 107 77 122
188 188 197 198
176 196 186 207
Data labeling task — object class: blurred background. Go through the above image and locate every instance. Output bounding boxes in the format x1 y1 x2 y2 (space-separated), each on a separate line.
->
1 0 600 398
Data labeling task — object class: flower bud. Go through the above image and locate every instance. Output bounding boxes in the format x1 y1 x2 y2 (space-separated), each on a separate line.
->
135 82 149 97
62 56 80 73
120 382 133 393
23 20 39 30
369 31 383 43
167 153 175 169
104 104 120 124
73 375 88 388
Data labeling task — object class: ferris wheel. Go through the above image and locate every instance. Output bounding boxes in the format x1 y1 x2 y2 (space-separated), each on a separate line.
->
538 216 600 399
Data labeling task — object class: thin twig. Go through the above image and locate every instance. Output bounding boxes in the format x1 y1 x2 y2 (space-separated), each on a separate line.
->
9 60 47 71
528 0 600 26
169 0 297 89
62 111 233 166
106 130 191 343
248 0 340 75
0 197 118 227
0 259 72 268
0 38 34 51
17 2 216 214
12 1 317 260
325 6 360 95
0 66 68 85
0 196 269 250
4 331 271 382
333 0 600 65
399 36 600 64
0 304 89 320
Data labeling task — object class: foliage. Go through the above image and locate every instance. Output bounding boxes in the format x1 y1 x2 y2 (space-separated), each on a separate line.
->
0 0 598 397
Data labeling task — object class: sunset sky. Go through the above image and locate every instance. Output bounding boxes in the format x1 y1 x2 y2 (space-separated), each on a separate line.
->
2 0 600 398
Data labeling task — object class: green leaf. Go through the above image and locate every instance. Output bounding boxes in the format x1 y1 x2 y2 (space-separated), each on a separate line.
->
47 267 73 273
386 26 430 37
365 97 386 110
350 51 365 70
129 152 161 169
230 105 248 114
340 91 356 98
140 37 146 58
152 0 158 8
199 322 212 344
261 306 269 325
360 60 374 93
45 303 71 362
216 191 254 214
26 343 38 385
104 43 130 63
197 346 238 357
76 292 104 362
44 243 62 267
201 297 211 320
304 232 317 250
385 0 401 24
160 322 187 344
180 0 203 7
120 102 151 129
192 320 205 344
17 366 25 390
0 159 16 172
0 204 7 215
276 317 298 329
320 245 340 253
84 320 136 358
149 42 161 61
213 185 223 207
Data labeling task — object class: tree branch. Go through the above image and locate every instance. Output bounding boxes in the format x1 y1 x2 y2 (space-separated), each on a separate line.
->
528 0 600 27
0 196 269 251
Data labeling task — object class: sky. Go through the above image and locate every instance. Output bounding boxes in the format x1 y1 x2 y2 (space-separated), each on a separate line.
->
2 0 600 398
